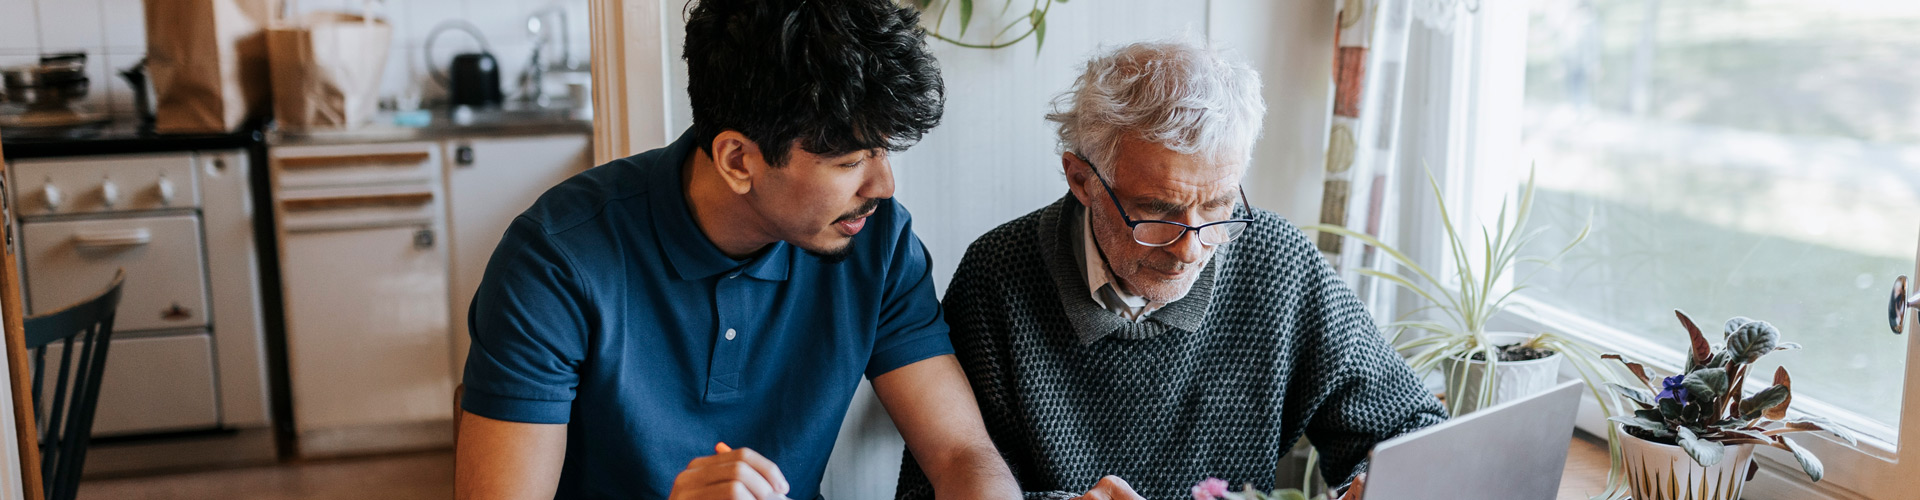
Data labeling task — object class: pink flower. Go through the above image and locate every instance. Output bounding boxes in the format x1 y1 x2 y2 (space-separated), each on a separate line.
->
1191 477 1232 500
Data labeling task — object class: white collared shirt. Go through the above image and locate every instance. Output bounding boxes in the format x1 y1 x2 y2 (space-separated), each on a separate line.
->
1080 210 1163 321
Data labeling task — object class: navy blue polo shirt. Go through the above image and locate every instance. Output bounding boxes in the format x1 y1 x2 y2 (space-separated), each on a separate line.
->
461 129 954 499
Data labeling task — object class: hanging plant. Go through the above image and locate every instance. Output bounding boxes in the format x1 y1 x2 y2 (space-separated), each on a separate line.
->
901 0 1064 53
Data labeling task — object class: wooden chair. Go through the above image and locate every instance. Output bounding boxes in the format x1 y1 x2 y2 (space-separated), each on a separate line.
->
23 271 124 500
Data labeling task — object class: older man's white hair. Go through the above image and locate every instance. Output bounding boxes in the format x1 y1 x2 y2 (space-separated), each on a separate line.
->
1047 40 1266 174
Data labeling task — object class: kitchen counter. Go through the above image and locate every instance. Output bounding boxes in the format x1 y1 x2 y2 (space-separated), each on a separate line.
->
1 119 266 159
269 104 593 147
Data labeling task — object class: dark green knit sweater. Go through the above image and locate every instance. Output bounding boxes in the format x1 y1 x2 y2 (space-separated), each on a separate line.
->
895 195 1446 500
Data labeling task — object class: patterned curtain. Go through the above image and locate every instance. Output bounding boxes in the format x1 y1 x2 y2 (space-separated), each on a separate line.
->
1314 0 1415 310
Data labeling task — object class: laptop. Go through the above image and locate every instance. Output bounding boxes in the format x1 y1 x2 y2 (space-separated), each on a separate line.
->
1361 379 1585 500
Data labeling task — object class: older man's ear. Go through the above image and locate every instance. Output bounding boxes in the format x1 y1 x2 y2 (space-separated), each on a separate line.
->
1062 152 1097 209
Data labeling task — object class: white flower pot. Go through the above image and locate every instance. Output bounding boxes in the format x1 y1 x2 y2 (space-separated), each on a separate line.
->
1617 425 1755 500
1437 332 1564 415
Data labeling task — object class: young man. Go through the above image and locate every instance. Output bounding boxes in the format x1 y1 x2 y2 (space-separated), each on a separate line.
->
455 1 1020 498
896 41 1444 500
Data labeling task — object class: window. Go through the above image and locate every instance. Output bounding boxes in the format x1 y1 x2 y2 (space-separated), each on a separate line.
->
1484 0 1920 496
1517 0 1920 429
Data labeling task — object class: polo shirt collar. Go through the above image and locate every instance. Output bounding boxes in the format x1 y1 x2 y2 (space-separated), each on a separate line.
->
650 129 794 282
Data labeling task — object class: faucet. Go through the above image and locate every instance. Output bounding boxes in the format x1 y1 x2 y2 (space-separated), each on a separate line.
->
517 4 576 105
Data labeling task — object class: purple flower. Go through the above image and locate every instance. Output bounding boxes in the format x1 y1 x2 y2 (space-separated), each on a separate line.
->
1657 374 1688 404
1192 477 1231 500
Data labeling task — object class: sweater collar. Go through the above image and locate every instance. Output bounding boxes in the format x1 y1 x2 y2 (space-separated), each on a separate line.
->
1037 194 1222 345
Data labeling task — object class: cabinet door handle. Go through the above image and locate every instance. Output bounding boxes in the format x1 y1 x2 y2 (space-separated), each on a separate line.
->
454 145 475 167
281 191 435 212
278 151 433 170
74 228 153 248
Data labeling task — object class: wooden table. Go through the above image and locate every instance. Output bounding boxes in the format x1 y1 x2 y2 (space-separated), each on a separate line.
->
1559 432 1615 499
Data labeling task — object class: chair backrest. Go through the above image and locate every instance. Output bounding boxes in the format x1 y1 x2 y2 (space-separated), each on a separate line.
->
21 271 124 500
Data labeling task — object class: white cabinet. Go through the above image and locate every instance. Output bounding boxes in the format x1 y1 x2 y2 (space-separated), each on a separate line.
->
271 142 455 457
269 133 589 457
444 134 592 381
41 334 222 437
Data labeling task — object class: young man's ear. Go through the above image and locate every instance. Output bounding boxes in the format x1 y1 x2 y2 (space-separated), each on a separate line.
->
708 131 762 195
1062 152 1096 208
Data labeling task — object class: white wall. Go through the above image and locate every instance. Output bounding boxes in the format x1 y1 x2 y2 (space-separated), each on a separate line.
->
0 0 591 118
667 0 1336 495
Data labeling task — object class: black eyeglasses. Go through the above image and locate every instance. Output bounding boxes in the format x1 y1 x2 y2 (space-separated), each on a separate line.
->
1073 152 1255 247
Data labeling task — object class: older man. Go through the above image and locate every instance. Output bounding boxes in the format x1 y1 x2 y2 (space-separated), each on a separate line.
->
895 41 1447 500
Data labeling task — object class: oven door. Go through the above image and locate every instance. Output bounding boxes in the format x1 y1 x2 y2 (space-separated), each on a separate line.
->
20 214 211 332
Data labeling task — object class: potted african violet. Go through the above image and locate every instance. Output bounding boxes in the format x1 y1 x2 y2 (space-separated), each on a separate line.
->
1602 311 1857 500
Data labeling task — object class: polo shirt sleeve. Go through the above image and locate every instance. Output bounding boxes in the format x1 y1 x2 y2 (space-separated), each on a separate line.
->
460 216 591 424
865 209 955 380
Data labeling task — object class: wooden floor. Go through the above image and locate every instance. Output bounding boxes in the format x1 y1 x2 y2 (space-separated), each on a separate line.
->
76 450 453 500
70 436 1614 500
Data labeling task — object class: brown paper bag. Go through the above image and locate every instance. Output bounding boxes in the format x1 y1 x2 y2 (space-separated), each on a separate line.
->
267 13 392 131
145 0 279 134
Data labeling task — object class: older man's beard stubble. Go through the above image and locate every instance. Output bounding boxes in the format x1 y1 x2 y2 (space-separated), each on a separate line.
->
1092 214 1214 305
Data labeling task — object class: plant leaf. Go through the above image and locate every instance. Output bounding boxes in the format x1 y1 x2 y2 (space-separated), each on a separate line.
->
958 0 974 36
1739 385 1790 420
1609 415 1667 434
1676 426 1724 466
1600 354 1656 391
1723 316 1754 339
1775 436 1824 482
1607 383 1657 409
1765 367 1792 420
1683 368 1729 408
1030 8 1045 54
1720 427 1771 443
1726 320 1780 365
1676 310 1713 370
1766 416 1860 447
1659 398 1684 423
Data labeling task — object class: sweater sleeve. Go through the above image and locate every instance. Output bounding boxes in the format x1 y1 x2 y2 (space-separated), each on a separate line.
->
1294 244 1449 485
896 237 1080 500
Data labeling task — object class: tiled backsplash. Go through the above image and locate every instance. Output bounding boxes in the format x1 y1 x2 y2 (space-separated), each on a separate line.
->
0 0 591 118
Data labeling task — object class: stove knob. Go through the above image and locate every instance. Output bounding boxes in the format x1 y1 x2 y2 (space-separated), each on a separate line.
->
101 178 121 209
42 183 62 212
157 176 177 206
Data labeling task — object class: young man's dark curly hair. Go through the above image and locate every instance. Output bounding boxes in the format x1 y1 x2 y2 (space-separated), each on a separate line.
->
683 0 945 167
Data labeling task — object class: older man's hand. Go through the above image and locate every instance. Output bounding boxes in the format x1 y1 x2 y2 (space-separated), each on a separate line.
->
1074 475 1144 500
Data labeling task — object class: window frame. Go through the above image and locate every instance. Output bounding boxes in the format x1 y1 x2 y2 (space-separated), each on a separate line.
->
1381 0 1920 497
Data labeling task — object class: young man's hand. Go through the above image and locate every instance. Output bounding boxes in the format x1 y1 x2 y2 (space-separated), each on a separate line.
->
1074 475 1144 500
669 445 792 500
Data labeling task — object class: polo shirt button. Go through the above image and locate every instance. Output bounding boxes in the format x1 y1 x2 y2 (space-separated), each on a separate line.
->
725 328 737 340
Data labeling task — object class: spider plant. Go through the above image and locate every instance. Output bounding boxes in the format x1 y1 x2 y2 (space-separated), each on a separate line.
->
1308 167 1641 499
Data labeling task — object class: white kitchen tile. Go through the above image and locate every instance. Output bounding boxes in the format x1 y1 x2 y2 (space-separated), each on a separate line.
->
100 0 143 51
492 39 530 100
104 51 142 117
378 44 415 103
291 0 349 17
0 0 41 53
370 0 409 44
471 0 533 50
35 0 105 51
78 49 108 114
0 54 36 69
403 0 471 49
